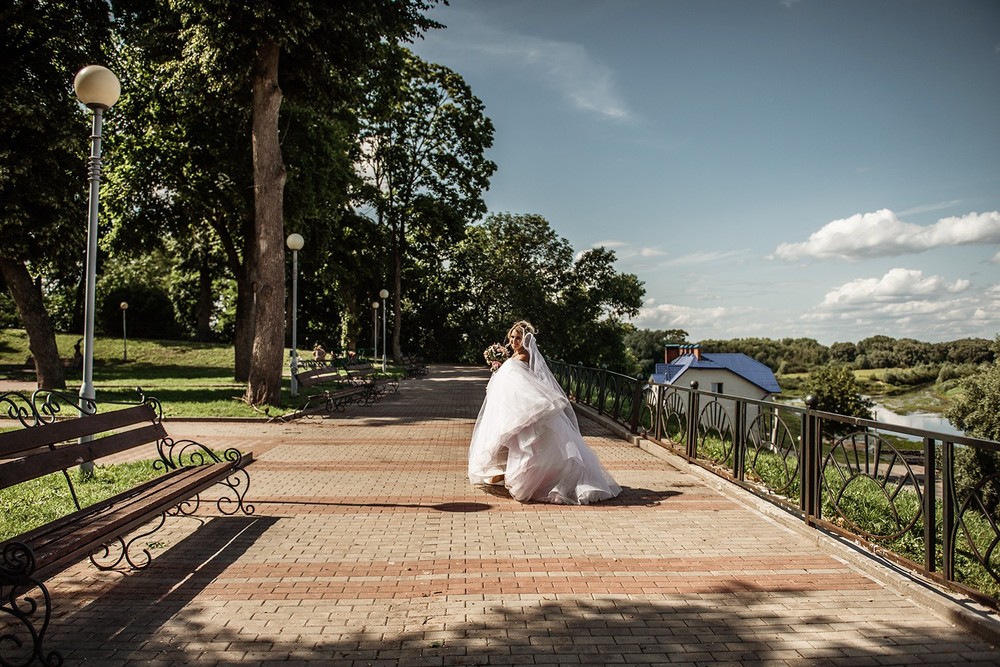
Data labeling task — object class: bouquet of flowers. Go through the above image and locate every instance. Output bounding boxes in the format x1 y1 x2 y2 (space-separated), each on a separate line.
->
483 342 510 373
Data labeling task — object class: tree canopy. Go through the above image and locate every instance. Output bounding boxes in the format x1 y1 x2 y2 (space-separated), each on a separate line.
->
1 0 115 388
802 364 874 437
439 213 644 372
355 47 497 361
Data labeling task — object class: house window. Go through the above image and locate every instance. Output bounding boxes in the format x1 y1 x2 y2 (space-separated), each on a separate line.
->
711 382 723 394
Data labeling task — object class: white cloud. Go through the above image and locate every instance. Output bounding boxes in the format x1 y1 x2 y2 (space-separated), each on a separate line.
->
820 268 970 307
771 209 1000 261
991 251 1000 264
798 268 998 342
636 302 759 331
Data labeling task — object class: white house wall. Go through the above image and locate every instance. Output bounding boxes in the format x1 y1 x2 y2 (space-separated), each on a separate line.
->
678 369 771 435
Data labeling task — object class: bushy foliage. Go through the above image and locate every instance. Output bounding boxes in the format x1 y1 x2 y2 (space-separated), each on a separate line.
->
803 364 874 437
943 338 995 365
946 337 1000 515
623 327 689 376
947 337 1000 441
440 213 644 372
953 446 1000 517
882 364 941 387
937 362 980 384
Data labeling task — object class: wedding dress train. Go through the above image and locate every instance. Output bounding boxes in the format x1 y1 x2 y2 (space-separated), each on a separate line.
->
468 338 621 505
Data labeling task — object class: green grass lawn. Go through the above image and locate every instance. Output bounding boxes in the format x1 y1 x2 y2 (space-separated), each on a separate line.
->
0 461 163 542
0 328 389 419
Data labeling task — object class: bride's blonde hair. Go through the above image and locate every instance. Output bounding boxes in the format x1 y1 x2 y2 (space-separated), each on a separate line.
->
507 320 536 344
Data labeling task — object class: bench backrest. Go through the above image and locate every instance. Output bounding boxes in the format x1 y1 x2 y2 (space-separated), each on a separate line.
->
0 402 165 491
295 366 346 387
345 361 376 371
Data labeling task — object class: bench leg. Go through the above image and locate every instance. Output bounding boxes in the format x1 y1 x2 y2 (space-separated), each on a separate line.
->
212 467 255 516
1 543 61 667
88 513 167 572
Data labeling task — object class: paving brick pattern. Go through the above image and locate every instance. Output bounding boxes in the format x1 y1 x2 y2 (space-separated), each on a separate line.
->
30 366 1000 665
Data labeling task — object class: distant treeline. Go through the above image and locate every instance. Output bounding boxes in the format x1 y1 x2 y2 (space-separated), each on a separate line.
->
625 329 996 377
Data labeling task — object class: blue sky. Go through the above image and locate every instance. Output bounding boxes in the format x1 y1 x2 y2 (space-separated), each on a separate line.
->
408 0 1000 345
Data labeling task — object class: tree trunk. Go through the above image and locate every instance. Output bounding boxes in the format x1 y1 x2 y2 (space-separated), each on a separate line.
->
0 258 66 389
233 263 255 381
207 210 254 381
196 253 213 341
392 243 402 362
244 38 287 406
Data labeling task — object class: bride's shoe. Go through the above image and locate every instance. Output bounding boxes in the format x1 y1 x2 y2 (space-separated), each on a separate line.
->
488 474 505 485
476 482 511 499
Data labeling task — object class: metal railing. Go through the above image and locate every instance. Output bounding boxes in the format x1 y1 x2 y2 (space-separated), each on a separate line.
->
549 359 1000 608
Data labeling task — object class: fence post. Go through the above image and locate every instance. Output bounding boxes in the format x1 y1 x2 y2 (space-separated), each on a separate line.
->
653 385 663 440
941 440 955 581
629 374 644 432
923 437 937 573
574 362 583 404
598 365 607 416
686 381 699 459
800 394 820 523
733 399 745 481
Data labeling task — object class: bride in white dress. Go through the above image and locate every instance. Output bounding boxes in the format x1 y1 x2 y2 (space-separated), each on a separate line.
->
468 321 621 505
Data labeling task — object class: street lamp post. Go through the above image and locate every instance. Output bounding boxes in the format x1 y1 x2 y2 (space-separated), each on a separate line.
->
379 289 389 372
120 302 128 361
73 65 120 473
286 233 304 397
372 301 379 361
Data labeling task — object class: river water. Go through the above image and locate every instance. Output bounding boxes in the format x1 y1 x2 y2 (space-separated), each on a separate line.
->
779 396 966 439
868 401 966 439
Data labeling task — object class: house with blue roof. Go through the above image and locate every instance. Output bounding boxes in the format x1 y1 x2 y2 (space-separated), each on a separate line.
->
650 344 781 401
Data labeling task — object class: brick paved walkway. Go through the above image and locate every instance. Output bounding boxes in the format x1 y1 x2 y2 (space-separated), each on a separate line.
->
35 365 1000 665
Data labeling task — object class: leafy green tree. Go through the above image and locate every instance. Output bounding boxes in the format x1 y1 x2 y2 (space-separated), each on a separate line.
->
857 335 898 368
356 47 496 362
947 336 1000 514
940 337 995 365
108 1 438 405
829 341 858 364
439 213 569 360
893 337 940 367
624 327 690 375
0 0 114 388
947 337 1000 440
95 248 183 339
441 213 643 372
552 247 644 371
102 15 256 361
803 364 874 438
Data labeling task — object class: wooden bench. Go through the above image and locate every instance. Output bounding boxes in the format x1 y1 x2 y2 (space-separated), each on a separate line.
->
294 365 368 414
401 354 428 377
344 361 399 400
0 390 254 667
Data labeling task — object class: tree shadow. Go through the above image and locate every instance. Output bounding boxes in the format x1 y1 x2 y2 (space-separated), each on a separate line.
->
40 516 996 665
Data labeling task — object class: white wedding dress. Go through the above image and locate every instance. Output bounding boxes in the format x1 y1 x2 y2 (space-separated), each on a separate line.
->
468 333 621 505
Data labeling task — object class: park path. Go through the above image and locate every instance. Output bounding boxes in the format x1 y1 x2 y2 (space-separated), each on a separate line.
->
30 365 1000 665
